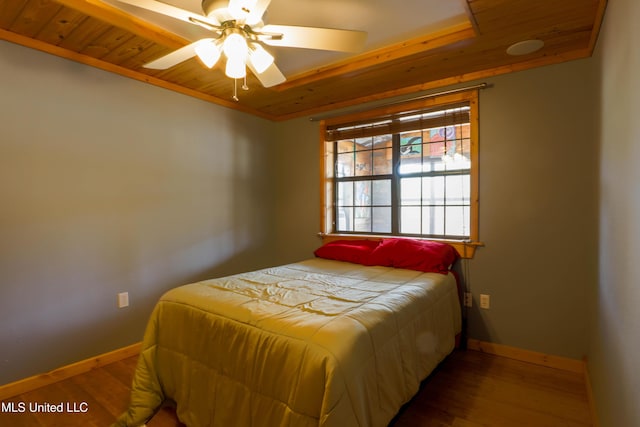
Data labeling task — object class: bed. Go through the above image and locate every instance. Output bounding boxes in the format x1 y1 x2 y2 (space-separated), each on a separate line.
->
113 238 462 427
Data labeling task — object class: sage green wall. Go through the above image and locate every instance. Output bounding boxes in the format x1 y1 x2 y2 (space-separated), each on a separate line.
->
590 0 640 425
272 59 599 360
272 117 323 260
0 40 276 385
467 60 598 359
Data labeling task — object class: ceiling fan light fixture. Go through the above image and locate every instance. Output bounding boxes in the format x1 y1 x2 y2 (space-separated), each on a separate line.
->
202 0 233 21
248 43 274 74
225 56 247 79
127 0 367 98
194 39 222 68
223 32 249 61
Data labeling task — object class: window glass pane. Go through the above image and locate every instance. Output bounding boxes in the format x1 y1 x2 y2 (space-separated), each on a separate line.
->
443 152 471 171
336 152 354 177
355 136 373 150
337 140 354 153
445 206 469 236
372 148 392 175
355 150 372 176
423 128 447 172
445 175 469 204
423 206 445 235
421 142 445 172
400 177 421 205
354 181 371 207
338 181 353 206
439 124 470 172
372 135 392 149
422 176 445 205
337 180 373 233
460 122 470 138
401 131 422 146
461 138 471 157
372 135 393 175
399 131 422 174
354 207 371 232
372 179 391 206
372 207 391 233
354 180 371 232
337 207 353 231
400 206 421 234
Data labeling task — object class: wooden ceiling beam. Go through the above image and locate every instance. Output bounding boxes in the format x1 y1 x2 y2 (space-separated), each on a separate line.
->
276 21 477 92
54 0 187 49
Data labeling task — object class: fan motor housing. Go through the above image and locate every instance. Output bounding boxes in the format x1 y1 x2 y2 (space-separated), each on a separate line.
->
202 0 230 17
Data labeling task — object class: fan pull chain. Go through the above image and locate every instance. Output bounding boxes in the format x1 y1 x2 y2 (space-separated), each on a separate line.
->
232 79 239 102
232 75 249 101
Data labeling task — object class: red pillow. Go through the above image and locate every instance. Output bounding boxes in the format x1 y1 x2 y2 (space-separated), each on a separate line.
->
314 239 381 264
367 238 459 274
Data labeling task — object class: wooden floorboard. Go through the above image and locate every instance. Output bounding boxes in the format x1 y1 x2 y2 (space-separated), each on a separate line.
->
0 349 592 426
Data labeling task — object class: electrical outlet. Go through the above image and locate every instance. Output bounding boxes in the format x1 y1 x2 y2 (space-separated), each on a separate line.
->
480 294 490 309
117 292 129 308
464 292 473 307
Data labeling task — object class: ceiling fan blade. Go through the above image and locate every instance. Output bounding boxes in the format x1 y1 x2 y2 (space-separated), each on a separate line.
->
260 25 367 52
144 40 212 69
247 61 286 88
111 0 222 27
246 0 271 25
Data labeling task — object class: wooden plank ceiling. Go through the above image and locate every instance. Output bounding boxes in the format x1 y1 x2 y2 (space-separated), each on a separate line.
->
1 0 606 121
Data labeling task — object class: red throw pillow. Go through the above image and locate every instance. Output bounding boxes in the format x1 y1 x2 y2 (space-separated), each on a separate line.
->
367 238 459 274
314 239 381 265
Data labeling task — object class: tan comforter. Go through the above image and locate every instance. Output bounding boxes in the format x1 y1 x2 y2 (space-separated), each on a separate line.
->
113 258 461 427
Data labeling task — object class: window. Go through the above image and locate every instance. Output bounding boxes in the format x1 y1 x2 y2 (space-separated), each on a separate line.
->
320 90 479 248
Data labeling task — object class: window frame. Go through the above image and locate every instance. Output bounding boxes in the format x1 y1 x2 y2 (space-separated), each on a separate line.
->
319 90 480 258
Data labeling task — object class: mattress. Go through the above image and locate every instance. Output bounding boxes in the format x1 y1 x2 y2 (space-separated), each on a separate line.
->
113 258 462 427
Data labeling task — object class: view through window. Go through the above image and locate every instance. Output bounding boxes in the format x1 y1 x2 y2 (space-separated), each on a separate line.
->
321 91 478 241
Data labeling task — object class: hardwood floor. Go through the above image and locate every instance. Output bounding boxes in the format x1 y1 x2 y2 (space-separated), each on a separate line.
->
0 349 592 426
390 350 592 427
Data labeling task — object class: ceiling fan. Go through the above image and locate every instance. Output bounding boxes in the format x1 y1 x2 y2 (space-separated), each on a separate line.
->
109 0 368 99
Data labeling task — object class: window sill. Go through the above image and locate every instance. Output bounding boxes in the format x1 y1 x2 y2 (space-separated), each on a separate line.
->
318 233 483 259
